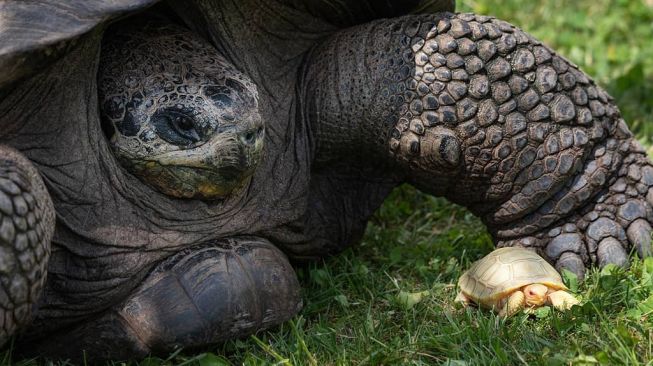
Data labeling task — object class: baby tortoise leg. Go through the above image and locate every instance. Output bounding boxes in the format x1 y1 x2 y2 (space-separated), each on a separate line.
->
454 291 471 306
0 145 55 346
499 291 525 317
547 290 579 310
25 237 301 362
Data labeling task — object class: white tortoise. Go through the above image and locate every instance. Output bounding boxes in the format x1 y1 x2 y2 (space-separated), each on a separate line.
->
456 247 579 316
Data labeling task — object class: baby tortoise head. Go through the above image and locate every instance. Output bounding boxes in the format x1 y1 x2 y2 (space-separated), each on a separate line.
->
98 21 264 200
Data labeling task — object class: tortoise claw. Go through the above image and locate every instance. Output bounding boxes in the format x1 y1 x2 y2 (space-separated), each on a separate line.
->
627 218 653 258
555 252 586 281
499 152 653 278
597 237 629 268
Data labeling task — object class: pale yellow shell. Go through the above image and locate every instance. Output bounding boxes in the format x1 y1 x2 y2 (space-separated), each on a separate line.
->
458 247 567 306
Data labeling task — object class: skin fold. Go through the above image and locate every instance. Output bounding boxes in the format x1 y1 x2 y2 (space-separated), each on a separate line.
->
0 0 650 361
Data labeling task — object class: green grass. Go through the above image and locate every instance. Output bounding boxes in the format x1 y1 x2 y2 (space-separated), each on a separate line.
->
14 0 653 365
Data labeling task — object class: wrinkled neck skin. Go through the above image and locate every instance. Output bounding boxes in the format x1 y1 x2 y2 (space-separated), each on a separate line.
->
302 13 636 241
303 15 449 171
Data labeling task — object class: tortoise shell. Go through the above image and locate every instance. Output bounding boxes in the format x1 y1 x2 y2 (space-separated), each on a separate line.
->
458 247 567 305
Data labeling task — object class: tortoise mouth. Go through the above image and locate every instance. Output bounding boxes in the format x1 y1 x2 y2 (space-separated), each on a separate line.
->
121 158 257 200
110 125 264 200
523 283 549 306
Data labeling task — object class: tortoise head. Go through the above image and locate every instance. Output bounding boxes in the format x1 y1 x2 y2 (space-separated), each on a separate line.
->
98 21 264 200
522 283 549 306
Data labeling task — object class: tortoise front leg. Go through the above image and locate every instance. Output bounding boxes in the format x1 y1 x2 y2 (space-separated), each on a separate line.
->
454 291 471 307
0 145 55 346
498 291 525 317
303 12 653 280
547 290 579 311
22 236 301 362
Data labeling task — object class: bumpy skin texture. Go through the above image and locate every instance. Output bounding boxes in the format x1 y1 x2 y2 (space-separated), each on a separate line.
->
0 146 55 345
303 13 653 280
99 19 264 199
0 0 651 361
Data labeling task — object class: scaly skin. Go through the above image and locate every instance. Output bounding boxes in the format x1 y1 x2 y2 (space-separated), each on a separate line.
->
0 145 55 344
303 12 653 279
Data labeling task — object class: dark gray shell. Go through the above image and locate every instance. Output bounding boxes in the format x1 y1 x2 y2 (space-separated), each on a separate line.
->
0 0 454 95
0 0 160 94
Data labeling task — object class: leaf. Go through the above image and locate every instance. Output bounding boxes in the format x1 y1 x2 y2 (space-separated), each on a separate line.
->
626 308 643 320
396 290 430 309
334 294 349 307
643 257 653 278
534 306 552 319
199 353 231 366
600 263 619 276
570 354 599 365
580 323 591 333
561 269 579 292
355 264 369 276
615 325 637 347
594 351 610 365
639 261 653 289
637 295 653 316
599 274 619 291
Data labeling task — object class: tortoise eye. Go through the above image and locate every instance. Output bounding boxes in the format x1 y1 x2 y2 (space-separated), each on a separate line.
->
151 110 201 146
171 115 199 139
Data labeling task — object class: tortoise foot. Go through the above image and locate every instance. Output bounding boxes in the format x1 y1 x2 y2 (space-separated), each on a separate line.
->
22 236 302 362
547 290 579 310
498 141 653 279
0 145 54 346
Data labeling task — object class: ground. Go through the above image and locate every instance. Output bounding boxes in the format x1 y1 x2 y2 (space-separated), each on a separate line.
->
7 0 653 365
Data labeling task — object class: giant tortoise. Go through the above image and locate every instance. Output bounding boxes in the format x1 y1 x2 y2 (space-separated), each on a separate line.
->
0 0 652 361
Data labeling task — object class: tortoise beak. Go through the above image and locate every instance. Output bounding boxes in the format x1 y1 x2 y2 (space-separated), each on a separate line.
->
523 284 548 306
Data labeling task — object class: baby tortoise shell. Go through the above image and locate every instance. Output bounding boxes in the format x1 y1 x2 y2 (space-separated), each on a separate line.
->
457 247 578 315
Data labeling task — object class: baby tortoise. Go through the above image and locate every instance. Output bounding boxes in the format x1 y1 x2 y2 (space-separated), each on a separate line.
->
456 247 579 316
